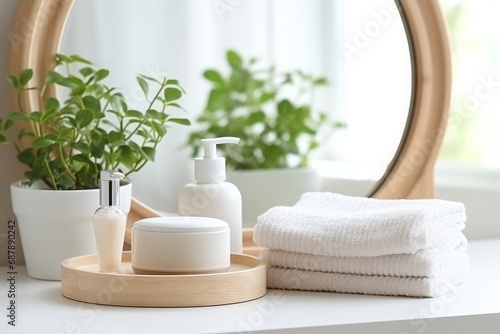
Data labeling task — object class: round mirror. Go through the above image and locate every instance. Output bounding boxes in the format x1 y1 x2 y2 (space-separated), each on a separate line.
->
9 0 451 252
56 0 412 225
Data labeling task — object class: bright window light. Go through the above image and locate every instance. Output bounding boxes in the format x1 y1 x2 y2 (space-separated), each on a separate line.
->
438 0 500 168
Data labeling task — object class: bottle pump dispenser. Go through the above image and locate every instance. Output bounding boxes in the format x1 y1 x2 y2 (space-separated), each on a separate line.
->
195 137 240 183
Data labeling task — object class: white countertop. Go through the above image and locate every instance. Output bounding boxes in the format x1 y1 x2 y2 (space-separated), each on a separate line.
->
2 239 500 334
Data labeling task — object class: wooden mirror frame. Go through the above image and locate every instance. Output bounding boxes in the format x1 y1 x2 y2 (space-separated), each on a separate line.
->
8 0 451 255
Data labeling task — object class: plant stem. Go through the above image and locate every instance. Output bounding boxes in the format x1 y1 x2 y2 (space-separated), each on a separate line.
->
13 142 21 154
58 143 76 182
44 158 58 190
125 82 164 141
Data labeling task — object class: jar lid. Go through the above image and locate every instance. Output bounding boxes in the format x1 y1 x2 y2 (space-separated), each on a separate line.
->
132 216 229 233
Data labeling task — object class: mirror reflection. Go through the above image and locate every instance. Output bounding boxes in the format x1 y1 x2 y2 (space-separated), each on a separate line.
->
60 0 412 226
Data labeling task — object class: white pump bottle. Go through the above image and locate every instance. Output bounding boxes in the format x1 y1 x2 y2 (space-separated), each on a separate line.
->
178 137 243 253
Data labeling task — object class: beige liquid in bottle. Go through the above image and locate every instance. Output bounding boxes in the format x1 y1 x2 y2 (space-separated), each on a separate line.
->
94 211 126 273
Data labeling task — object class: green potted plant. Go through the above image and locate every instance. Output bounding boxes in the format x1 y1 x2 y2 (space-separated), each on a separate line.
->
0 54 190 279
187 50 344 226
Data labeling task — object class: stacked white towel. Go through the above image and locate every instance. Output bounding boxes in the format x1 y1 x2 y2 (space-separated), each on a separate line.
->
254 192 469 297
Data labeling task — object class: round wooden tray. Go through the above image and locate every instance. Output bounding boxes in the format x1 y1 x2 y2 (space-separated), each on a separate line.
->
61 252 266 307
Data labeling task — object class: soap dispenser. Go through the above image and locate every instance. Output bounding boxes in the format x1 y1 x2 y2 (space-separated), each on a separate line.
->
178 137 243 253
94 170 127 273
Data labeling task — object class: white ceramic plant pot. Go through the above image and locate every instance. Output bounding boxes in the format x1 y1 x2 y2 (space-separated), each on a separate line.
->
228 168 321 227
10 180 132 280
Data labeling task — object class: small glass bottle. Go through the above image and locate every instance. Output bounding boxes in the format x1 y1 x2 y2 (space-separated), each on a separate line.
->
94 170 127 273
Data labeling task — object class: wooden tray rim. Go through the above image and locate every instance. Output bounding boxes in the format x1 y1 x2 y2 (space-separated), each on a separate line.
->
61 252 267 308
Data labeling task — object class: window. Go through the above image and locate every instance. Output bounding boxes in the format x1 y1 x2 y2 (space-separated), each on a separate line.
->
439 0 500 168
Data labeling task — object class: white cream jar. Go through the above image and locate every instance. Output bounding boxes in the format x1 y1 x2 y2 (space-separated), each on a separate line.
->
131 216 230 275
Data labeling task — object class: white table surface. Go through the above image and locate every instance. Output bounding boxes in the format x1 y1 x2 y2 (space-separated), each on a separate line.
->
1 239 500 334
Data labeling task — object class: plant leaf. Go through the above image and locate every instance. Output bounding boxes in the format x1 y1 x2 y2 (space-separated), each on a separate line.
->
42 98 60 122
206 89 226 112
226 50 242 68
127 140 141 152
260 92 276 104
90 142 104 159
0 134 7 144
94 69 109 82
141 146 156 161
30 156 48 181
137 129 150 139
79 67 94 77
165 102 186 111
166 79 180 86
6 74 19 88
2 118 13 131
60 77 83 89
56 174 75 189
56 127 73 142
151 121 167 136
32 136 55 148
30 111 43 122
168 118 191 126
116 145 135 169
44 71 64 85
19 69 33 86
73 153 93 164
137 76 149 96
110 94 126 113
300 124 316 135
70 54 92 64
82 96 101 115
75 108 95 128
138 74 161 84
73 141 90 154
8 112 31 122
164 87 182 102
146 109 166 121
248 111 266 124
109 131 125 146
125 110 144 119
41 107 58 123
203 70 224 86
44 97 60 112
313 77 328 85
56 54 73 64
277 99 294 118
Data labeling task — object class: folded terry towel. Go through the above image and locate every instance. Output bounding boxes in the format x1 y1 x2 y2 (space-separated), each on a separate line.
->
261 232 468 277
254 192 467 257
266 264 468 297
